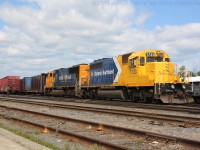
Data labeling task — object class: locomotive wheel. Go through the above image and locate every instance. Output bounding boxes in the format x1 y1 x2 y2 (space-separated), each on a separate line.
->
86 91 90 99
145 97 153 103
131 93 138 102
89 90 95 99
143 97 152 103
94 91 100 100
152 99 163 104
194 97 200 104
140 91 151 103
82 91 87 99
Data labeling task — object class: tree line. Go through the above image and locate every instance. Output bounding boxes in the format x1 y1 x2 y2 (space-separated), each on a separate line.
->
178 66 200 77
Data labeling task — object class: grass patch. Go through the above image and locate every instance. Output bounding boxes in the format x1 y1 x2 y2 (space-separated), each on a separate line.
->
32 130 40 135
0 122 61 150
64 143 105 150
0 122 106 150
90 144 105 150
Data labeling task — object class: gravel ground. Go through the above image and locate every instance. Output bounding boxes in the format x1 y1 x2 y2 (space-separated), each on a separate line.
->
0 118 88 150
0 99 200 143
0 108 185 150
1 118 186 150
4 97 200 118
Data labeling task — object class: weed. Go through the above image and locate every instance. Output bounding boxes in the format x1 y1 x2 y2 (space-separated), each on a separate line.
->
0 122 61 150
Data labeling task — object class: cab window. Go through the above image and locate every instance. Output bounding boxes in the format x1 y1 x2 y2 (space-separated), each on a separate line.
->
130 58 137 68
155 57 163 62
50 73 52 77
140 57 145 66
165 58 170 62
146 57 154 62
147 57 163 62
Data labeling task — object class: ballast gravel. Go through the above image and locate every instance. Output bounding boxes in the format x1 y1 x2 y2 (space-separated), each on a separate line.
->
0 100 200 141
5 97 200 118
0 108 184 150
0 118 88 150
0 98 200 150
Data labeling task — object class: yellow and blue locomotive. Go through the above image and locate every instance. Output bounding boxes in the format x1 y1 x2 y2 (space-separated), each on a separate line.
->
45 49 193 103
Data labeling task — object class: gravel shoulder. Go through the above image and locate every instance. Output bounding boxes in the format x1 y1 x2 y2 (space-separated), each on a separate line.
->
1 100 200 142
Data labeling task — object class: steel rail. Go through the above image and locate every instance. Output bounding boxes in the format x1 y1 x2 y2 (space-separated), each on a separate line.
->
0 105 200 149
0 95 200 113
1 115 128 150
0 98 200 128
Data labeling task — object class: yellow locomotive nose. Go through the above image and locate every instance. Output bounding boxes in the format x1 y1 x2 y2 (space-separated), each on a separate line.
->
123 50 193 103
147 62 192 103
147 62 175 84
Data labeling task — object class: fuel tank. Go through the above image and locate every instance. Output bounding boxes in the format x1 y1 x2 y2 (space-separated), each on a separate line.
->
98 87 126 100
51 90 66 96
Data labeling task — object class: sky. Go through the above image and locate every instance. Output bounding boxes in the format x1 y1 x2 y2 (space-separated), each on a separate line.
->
0 0 200 78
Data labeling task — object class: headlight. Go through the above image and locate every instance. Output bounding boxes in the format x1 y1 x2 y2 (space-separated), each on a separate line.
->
171 85 175 89
182 85 186 89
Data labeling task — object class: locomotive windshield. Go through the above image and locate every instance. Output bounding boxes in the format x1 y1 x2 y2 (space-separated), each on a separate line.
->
146 52 168 63
146 57 163 62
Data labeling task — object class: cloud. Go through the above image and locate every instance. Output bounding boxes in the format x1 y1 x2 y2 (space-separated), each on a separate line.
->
134 11 152 27
0 0 200 78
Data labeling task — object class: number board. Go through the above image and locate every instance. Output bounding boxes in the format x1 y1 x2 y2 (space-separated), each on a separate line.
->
146 52 155 57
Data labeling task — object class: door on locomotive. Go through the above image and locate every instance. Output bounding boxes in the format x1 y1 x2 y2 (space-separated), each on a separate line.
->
44 71 55 94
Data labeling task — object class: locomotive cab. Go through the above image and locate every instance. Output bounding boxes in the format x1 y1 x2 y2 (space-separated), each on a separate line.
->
44 71 55 95
127 50 192 103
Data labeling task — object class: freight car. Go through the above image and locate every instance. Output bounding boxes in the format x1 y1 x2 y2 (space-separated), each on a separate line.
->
45 49 193 104
20 74 46 95
189 76 200 104
0 76 20 94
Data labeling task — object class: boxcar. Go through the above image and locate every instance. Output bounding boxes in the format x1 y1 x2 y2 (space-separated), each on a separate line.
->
31 73 47 94
0 79 1 92
19 79 25 94
24 77 32 93
0 76 20 94
20 74 46 95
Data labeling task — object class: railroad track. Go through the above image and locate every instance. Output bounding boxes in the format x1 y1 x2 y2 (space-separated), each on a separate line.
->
0 97 200 128
0 104 200 149
1 95 200 114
